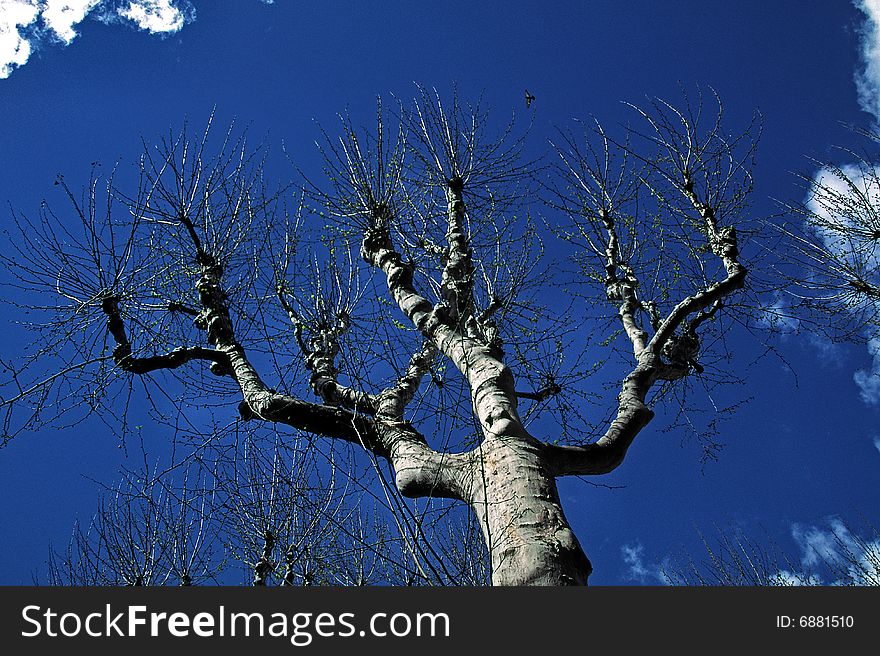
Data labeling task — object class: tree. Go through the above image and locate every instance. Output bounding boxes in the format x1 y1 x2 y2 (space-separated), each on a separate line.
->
0 89 759 585
663 521 880 586
659 127 880 589
46 456 219 587
46 431 487 586
762 126 880 409
775 128 880 340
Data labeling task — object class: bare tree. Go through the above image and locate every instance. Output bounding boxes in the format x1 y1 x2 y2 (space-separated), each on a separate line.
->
655 128 880 589
1 90 759 585
774 128 880 339
664 522 880 586
46 430 465 586
46 455 219 586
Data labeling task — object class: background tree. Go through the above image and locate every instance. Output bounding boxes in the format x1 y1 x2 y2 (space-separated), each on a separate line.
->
644 125 880 590
775 128 880 340
46 430 488 586
640 120 880 589
663 521 880 586
46 455 218 587
0 90 759 586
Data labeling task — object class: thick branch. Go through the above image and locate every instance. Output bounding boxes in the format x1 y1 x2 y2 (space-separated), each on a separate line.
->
167 301 199 316
100 263 386 452
222 342 382 447
376 340 437 419
515 379 562 402
361 211 436 334
252 529 275 586
849 278 880 298
183 247 464 500
114 345 228 375
304 324 378 414
101 293 229 375
361 207 526 441
277 287 375 411
544 358 658 476
275 287 309 356
225 336 467 498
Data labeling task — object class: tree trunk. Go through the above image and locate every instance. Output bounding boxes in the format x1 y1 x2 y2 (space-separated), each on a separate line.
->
468 437 592 585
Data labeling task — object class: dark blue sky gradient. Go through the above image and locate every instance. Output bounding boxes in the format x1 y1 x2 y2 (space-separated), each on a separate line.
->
0 0 877 584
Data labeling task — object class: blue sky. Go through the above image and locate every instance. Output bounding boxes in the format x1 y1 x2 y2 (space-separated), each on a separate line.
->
0 0 878 585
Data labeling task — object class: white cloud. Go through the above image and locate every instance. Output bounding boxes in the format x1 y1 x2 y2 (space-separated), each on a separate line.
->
804 7 880 400
42 0 102 44
757 293 800 335
0 0 215 79
0 0 39 79
808 332 842 364
621 543 649 582
0 0 102 78
116 0 187 34
793 520 846 567
768 570 822 586
854 336 880 404
855 0 880 124
789 518 880 584
620 542 667 584
807 164 880 272
873 434 880 453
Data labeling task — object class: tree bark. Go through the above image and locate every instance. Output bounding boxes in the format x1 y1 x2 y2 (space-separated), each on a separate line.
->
466 436 592 585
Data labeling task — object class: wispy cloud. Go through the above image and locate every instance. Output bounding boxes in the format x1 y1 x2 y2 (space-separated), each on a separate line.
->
623 517 880 585
768 569 822 586
621 543 649 582
873 434 880 453
854 336 880 404
855 0 880 124
757 292 800 335
0 0 269 79
621 542 668 584
807 332 843 364
792 520 847 567
788 518 880 584
757 291 844 364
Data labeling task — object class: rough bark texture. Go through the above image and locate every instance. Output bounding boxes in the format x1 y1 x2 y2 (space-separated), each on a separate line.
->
467 437 592 585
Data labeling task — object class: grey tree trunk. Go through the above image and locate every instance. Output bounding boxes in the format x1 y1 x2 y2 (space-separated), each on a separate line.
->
468 437 592 585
